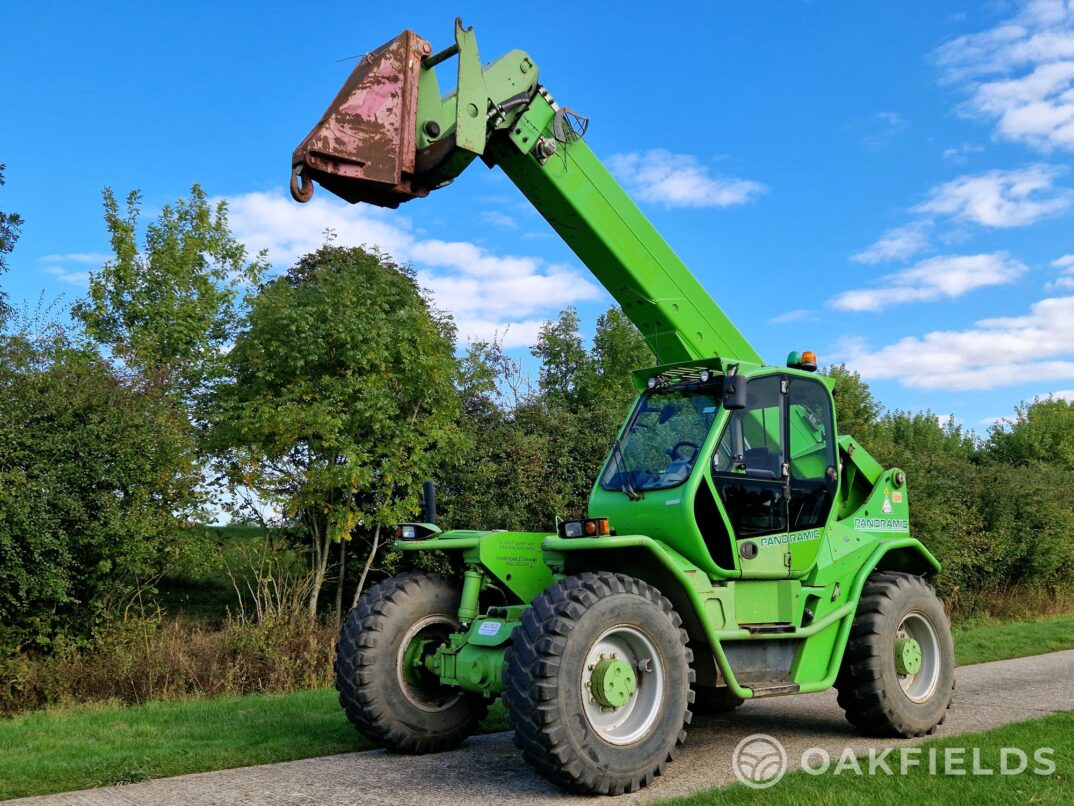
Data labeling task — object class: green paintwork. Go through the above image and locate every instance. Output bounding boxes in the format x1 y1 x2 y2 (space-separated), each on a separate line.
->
401 635 434 688
591 658 636 708
310 22 947 706
398 530 553 606
895 637 923 675
493 95 762 366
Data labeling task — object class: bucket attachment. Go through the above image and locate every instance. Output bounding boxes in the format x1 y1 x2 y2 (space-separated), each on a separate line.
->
290 30 432 208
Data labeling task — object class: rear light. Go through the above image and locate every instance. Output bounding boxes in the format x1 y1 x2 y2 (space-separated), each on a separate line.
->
558 517 611 538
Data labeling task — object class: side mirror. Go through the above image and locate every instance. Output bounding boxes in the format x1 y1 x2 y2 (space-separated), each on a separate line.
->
722 375 747 410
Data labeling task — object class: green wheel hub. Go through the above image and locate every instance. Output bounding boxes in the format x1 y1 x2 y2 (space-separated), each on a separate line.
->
894 636 922 676
401 635 436 687
590 657 637 708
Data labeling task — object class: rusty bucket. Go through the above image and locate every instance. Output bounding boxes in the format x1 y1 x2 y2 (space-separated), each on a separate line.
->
290 30 432 208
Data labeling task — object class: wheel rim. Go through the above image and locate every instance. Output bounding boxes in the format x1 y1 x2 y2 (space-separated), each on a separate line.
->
894 611 941 703
580 625 665 745
396 614 461 713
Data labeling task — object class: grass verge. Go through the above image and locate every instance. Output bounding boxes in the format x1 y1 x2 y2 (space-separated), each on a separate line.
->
1 611 1071 800
953 612 1074 666
659 710 1074 805
0 689 507 800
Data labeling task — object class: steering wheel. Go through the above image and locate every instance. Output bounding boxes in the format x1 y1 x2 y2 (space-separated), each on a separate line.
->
668 441 700 462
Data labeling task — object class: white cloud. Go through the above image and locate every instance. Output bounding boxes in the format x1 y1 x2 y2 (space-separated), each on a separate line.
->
1051 388 1074 400
224 190 602 347
932 1 1074 152
830 252 1026 311
913 164 1072 227
409 240 602 346
43 266 90 285
851 221 932 264
1047 252 1074 289
840 294 1074 390
862 111 909 151
942 142 986 162
607 149 766 208
39 252 110 265
225 191 413 267
480 211 518 229
769 308 814 324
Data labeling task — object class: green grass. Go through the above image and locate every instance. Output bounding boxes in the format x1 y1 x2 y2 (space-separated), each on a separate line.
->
1 612 1071 801
659 710 1074 805
953 612 1074 665
0 689 508 800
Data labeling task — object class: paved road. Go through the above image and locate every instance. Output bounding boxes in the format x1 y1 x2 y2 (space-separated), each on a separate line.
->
10 650 1074 806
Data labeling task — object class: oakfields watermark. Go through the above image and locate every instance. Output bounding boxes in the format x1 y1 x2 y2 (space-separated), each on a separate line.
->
731 734 1057 789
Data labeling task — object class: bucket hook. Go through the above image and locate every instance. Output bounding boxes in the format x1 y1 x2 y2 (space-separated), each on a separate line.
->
290 164 314 203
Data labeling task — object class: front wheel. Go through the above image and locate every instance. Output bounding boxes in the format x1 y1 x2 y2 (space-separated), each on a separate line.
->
335 571 488 753
836 571 955 737
503 572 694 795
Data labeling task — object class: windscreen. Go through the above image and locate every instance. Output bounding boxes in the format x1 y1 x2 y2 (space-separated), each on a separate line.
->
601 388 722 494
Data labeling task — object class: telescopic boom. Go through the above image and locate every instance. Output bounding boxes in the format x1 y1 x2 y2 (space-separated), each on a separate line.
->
290 19 762 367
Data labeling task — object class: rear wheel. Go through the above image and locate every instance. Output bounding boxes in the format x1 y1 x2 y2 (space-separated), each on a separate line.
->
503 572 694 795
836 571 954 737
335 571 488 753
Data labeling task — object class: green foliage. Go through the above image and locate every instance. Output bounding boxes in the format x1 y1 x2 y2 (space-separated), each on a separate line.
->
822 363 881 444
73 185 265 397
441 306 651 530
842 405 1073 605
0 163 24 318
211 245 460 615
0 328 201 647
988 396 1074 469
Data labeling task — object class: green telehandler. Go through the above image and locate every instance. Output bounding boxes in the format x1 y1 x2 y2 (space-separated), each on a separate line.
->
289 20 955 795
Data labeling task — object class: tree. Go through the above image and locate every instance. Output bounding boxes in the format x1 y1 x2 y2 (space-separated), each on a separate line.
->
988 396 1074 470
822 363 881 444
587 306 653 404
211 246 460 622
0 326 201 647
0 164 24 319
532 306 589 402
441 306 651 531
74 185 265 399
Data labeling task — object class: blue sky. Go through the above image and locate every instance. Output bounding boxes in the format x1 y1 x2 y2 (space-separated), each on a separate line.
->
3 1 1074 430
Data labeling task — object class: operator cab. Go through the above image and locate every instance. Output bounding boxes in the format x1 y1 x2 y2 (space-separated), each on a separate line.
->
597 363 839 576
600 380 722 496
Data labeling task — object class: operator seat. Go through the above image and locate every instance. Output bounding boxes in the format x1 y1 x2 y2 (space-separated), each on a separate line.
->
743 447 781 479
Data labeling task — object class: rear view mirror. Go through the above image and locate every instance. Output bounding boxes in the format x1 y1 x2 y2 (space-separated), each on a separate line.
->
723 375 747 410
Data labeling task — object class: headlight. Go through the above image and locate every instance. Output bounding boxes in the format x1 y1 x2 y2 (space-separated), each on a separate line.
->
559 518 611 538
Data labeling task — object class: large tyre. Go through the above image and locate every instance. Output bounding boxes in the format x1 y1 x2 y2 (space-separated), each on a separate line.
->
335 571 488 753
836 571 955 738
503 571 694 795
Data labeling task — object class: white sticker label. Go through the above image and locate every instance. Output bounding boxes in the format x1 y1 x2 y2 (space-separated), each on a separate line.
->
703 406 716 413
477 621 501 637
666 498 681 505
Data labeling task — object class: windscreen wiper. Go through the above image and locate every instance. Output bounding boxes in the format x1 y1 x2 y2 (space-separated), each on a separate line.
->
610 437 641 501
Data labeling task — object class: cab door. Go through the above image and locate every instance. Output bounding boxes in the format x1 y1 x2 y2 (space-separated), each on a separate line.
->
786 376 838 575
710 374 791 577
